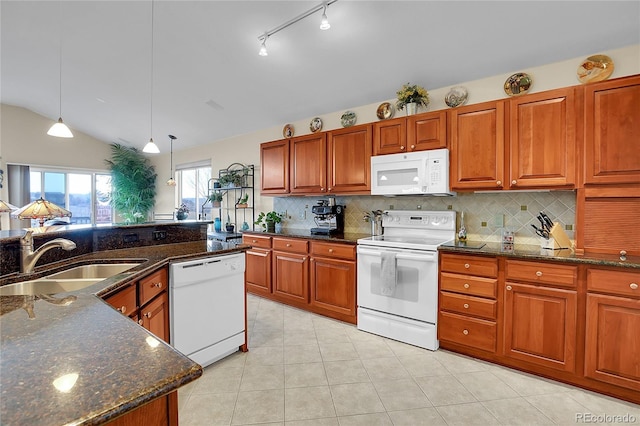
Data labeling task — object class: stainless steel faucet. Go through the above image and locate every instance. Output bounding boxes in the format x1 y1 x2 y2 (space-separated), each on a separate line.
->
20 230 77 274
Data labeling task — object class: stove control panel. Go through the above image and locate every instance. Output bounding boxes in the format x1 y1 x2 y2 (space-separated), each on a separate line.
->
382 210 456 230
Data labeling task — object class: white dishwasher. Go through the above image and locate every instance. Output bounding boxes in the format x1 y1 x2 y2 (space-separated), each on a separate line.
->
170 252 245 368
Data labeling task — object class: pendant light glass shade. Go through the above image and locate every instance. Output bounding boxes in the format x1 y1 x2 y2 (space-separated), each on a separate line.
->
320 6 330 30
143 138 160 153
47 117 74 138
258 36 268 56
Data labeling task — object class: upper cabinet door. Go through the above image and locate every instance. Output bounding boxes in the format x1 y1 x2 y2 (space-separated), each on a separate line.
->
407 110 447 151
290 133 327 194
327 124 373 194
450 100 506 190
260 139 290 195
373 117 406 155
509 87 578 189
585 75 640 185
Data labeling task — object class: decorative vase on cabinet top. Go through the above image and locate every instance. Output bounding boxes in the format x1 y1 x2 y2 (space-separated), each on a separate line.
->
405 102 418 116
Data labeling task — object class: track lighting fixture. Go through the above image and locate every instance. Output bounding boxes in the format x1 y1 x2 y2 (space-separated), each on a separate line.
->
257 0 337 56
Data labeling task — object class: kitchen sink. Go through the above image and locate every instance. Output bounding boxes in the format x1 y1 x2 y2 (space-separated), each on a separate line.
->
45 263 140 280
0 279 102 296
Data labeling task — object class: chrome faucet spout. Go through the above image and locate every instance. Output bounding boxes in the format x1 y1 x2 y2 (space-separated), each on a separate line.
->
20 230 77 274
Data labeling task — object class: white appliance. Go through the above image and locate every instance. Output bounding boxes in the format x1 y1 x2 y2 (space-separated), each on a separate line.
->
370 148 454 196
170 252 245 367
357 210 456 350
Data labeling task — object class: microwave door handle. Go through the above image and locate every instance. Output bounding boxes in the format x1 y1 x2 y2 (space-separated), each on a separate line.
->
396 252 437 262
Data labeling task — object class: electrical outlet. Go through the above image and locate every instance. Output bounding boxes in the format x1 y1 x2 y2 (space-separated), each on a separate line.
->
153 230 167 241
389 204 394 210
299 210 306 220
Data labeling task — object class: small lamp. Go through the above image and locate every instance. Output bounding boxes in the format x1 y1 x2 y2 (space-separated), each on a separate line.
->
0 200 18 213
11 197 72 227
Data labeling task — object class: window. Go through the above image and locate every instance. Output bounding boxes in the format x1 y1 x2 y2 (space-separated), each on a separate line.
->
29 168 113 226
176 165 211 219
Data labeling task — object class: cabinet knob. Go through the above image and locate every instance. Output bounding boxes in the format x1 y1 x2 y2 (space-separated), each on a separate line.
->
463 283 470 289
286 243 291 247
400 146 405 151
320 187 325 191
153 282 162 288
462 329 469 335
620 250 627 256
328 248 334 253
496 181 502 186
511 180 517 185
463 303 469 309
144 312 152 318
464 263 470 269
631 283 638 290
252 239 257 243
506 285 512 291
410 145 416 150
117 306 127 314
535 271 543 277
138 319 143 325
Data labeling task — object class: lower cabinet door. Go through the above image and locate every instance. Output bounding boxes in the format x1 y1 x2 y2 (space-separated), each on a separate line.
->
310 256 356 320
272 251 309 304
245 248 272 296
504 282 577 372
140 292 170 343
585 293 640 391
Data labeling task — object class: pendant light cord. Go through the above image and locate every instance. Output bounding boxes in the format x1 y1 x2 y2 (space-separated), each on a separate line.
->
58 41 63 116
150 0 154 139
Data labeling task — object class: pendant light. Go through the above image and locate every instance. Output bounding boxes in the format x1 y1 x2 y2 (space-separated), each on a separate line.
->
142 0 159 154
47 39 73 138
320 4 331 30
167 134 177 186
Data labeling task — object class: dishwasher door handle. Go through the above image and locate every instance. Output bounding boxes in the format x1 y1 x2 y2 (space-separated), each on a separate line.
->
180 262 205 269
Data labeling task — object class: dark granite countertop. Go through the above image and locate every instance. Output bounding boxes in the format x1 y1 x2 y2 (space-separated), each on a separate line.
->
0 239 247 425
242 230 370 244
438 241 640 269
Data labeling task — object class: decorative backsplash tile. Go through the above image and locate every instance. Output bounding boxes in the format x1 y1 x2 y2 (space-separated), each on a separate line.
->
274 191 576 245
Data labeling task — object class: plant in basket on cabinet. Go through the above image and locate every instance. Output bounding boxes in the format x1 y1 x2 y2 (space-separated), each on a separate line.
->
396 82 429 115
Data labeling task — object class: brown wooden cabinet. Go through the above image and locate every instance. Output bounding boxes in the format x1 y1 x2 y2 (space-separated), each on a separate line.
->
290 133 327 194
105 283 137 318
139 292 169 342
373 117 406 155
584 75 640 185
106 392 177 426
438 253 498 353
272 237 309 306
327 124 372 194
373 111 446 155
509 87 578 189
260 139 289 195
243 234 272 296
309 241 357 323
585 267 640 392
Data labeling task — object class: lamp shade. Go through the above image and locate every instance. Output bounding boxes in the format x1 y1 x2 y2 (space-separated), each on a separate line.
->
0 200 18 213
11 197 72 227
47 117 74 138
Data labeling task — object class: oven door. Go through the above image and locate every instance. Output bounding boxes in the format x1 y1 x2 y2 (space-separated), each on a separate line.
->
357 245 438 323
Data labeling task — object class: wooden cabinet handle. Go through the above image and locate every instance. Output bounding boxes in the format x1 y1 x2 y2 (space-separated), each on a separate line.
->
536 271 543 277
462 329 469 335
506 285 512 291
463 283 470 289
463 303 469 309
117 306 127 314
496 180 502 186
152 282 162 288
631 283 638 290
464 263 470 269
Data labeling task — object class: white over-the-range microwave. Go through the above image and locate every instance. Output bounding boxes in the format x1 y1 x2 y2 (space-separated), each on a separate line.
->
370 148 455 196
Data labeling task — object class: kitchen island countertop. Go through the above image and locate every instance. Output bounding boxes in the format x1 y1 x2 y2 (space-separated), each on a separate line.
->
0 239 247 425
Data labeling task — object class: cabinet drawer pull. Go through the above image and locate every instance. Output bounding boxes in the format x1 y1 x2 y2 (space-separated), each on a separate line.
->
400 146 405 150
463 283 470 289
631 283 638 290
464 263 470 269
286 243 291 247
620 250 627 256
496 180 502 186
463 303 469 309
138 319 143 325
506 285 512 291
117 306 127 314
252 239 257 243
511 180 517 185
144 312 152 318
328 248 334 253
462 329 469 335
152 282 162 288
535 271 543 277
410 145 416 149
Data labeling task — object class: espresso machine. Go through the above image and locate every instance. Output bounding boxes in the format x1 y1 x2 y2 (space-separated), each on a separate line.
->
311 199 345 235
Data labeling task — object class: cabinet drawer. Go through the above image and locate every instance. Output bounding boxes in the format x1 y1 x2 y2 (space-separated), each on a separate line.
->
587 268 640 298
440 272 497 298
310 241 356 260
438 311 497 353
440 291 497 320
243 234 272 249
505 260 577 288
440 253 498 277
105 284 137 317
273 237 308 254
139 267 168 307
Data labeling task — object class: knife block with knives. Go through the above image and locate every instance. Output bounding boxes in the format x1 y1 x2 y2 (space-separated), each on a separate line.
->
541 223 573 251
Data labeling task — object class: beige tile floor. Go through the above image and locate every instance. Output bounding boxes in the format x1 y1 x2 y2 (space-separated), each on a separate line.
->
178 295 640 425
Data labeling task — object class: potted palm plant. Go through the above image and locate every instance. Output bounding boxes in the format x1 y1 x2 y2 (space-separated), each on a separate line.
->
254 211 283 233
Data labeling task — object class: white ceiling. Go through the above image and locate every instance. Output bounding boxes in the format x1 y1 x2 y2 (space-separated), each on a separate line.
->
2 1 639 153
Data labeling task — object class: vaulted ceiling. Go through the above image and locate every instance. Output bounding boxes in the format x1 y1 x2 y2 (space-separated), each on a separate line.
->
2 1 638 152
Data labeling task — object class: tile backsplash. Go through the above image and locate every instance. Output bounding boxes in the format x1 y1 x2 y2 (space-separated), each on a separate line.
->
274 191 576 245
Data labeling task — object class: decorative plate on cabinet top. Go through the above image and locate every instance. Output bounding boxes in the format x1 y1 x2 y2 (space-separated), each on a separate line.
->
376 102 394 120
577 54 614 84
282 123 294 138
340 111 357 127
503 72 533 96
309 117 323 133
444 86 469 108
